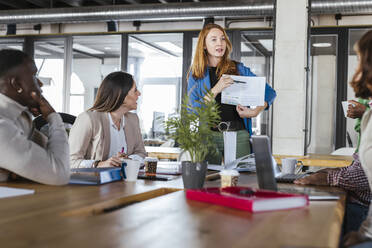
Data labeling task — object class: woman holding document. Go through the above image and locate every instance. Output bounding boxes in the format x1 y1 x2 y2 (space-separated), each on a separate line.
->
69 71 146 168
188 23 276 164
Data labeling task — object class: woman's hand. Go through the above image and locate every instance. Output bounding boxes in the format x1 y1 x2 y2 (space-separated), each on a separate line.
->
236 104 266 118
211 75 233 96
97 155 122 167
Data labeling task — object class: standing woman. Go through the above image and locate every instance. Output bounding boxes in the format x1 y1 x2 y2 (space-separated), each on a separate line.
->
69 71 146 168
188 23 276 164
344 30 372 247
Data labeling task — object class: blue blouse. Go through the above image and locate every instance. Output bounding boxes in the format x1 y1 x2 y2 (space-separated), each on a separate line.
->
187 62 277 135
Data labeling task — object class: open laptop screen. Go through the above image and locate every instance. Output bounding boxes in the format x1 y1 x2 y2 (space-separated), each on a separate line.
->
251 135 278 191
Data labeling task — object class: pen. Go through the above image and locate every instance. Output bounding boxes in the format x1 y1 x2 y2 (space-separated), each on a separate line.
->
233 80 246 84
121 147 124 154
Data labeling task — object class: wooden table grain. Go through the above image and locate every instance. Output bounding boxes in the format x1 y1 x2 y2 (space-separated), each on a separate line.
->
0 174 345 248
274 153 353 168
145 146 182 160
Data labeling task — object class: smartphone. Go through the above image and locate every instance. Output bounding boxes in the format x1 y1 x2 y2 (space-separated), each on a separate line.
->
137 172 175 181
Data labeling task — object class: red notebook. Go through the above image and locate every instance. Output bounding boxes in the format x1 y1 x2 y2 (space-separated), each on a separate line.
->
186 187 309 213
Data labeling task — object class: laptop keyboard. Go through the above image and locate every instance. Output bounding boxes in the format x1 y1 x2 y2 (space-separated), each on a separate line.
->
276 174 307 183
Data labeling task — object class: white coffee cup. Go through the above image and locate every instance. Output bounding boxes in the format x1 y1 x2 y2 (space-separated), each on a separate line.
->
121 159 140 182
281 158 303 174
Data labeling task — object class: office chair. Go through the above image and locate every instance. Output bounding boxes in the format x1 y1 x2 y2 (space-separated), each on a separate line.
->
33 112 76 136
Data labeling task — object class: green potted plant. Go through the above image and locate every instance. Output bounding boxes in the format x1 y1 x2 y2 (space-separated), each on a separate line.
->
165 90 220 189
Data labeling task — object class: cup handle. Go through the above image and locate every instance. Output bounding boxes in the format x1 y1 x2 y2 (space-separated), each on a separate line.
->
121 162 127 179
296 161 304 174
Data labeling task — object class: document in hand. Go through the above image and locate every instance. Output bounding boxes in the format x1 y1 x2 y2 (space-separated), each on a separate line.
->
186 187 309 213
70 168 122 185
221 75 266 106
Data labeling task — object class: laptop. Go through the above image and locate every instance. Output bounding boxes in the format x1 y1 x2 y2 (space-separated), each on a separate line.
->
251 135 341 201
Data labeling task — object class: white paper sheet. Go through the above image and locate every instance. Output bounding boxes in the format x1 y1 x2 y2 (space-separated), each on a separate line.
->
223 131 237 165
341 101 349 117
0 187 34 199
221 75 266 106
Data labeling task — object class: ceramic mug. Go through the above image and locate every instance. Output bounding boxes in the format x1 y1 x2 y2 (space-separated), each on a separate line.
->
121 159 140 182
281 158 303 174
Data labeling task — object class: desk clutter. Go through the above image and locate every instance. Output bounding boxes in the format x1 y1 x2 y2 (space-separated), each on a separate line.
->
69 161 182 185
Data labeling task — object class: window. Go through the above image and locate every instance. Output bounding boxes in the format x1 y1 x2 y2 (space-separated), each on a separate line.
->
71 35 121 116
34 39 65 112
128 33 183 138
240 30 274 136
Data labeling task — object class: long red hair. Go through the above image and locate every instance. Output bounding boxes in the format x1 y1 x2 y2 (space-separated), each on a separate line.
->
190 23 237 80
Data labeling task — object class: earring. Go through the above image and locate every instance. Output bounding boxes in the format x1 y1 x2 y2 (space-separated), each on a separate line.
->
17 88 23 94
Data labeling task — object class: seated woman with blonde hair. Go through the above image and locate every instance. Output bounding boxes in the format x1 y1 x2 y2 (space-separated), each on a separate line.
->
69 71 146 168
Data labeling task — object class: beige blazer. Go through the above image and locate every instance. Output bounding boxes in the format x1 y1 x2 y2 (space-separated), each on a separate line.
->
69 110 147 168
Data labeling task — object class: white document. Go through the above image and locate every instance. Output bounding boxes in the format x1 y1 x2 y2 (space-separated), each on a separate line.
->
341 101 349 117
221 75 266 106
0 186 34 199
223 131 237 165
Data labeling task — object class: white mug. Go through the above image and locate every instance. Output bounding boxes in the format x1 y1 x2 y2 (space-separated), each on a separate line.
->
281 158 303 174
121 159 140 182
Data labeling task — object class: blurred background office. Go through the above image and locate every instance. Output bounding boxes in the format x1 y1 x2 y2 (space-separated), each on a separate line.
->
1 0 371 155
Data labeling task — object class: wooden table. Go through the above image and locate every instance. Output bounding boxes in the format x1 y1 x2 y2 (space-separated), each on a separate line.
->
274 153 353 168
145 146 182 160
0 174 345 248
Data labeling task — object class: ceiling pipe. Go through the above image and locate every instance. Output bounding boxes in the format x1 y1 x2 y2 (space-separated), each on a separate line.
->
0 0 273 24
0 0 370 25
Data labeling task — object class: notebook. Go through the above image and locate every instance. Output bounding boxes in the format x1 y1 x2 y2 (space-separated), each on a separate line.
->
251 135 341 201
69 167 122 185
186 187 309 213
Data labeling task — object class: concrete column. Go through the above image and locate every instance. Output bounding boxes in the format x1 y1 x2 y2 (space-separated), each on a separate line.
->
272 0 308 155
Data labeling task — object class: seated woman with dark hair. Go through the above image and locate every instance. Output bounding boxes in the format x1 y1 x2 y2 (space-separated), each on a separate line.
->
343 30 372 247
69 71 146 168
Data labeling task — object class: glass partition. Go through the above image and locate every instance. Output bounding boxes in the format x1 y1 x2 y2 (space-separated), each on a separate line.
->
307 34 338 154
34 39 65 112
128 33 183 138
240 30 274 136
71 35 121 116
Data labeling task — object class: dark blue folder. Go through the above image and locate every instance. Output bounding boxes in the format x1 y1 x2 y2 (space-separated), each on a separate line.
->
69 167 122 185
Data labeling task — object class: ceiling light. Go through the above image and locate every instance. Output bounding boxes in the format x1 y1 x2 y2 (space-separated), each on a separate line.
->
37 43 65 54
35 49 51 56
312 42 332 48
104 46 111 50
73 43 104 54
7 45 22 50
